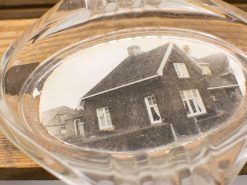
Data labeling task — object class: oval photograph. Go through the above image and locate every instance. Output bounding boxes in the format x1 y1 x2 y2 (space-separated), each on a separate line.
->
39 36 246 151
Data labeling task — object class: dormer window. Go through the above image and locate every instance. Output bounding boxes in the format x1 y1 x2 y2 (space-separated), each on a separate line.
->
173 63 190 78
200 64 212 75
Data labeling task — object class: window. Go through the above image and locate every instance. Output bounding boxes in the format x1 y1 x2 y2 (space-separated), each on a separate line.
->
173 63 190 78
180 89 206 117
200 64 212 75
96 107 113 131
145 96 162 124
60 125 67 134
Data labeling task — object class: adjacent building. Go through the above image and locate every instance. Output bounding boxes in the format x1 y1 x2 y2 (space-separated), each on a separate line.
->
42 106 84 141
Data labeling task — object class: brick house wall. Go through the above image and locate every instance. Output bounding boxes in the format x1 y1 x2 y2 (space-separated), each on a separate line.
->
81 44 220 140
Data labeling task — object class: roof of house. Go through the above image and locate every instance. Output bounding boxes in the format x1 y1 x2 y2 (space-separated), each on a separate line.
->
81 43 172 100
207 76 238 90
199 53 239 89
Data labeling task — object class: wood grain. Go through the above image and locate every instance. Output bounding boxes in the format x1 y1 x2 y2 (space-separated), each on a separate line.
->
0 133 56 180
0 0 246 19
0 0 58 6
0 2 247 180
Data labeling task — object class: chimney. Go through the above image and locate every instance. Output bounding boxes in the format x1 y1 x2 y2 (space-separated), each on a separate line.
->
183 45 190 54
127 45 142 56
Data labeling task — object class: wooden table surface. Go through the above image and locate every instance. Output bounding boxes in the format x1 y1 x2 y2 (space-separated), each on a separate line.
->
0 0 246 19
0 0 247 180
0 19 56 180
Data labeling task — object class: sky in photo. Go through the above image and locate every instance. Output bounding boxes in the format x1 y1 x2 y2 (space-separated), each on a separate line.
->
40 36 246 113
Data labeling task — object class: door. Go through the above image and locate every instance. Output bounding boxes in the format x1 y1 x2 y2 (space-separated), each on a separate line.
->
74 119 85 137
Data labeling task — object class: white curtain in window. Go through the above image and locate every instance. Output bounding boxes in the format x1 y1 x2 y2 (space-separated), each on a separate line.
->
145 96 162 124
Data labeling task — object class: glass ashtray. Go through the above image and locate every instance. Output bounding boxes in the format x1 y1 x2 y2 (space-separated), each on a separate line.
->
1 0 247 185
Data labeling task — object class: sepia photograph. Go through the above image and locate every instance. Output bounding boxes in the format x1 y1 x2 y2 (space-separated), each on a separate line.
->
39 36 246 151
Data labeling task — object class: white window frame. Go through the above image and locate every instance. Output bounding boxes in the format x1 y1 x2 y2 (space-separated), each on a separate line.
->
96 107 114 131
200 64 212 75
145 95 162 125
173 63 190 78
180 89 207 117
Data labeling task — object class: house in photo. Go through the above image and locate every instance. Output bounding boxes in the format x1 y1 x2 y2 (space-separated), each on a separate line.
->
70 43 243 150
42 106 84 141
